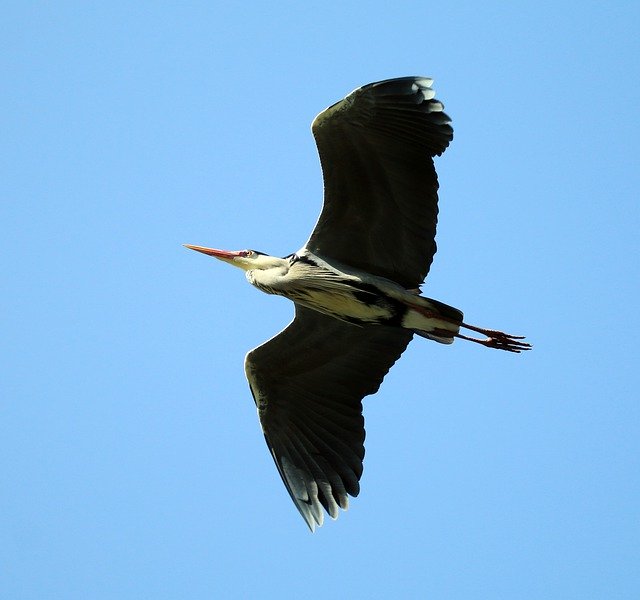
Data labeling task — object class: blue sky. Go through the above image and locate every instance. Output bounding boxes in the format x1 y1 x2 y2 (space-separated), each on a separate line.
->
3 2 639 598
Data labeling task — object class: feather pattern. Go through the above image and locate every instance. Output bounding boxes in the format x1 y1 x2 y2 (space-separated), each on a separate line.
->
245 305 412 530
307 77 453 289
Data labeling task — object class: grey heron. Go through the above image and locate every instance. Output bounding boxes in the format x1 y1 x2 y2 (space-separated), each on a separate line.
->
185 76 530 531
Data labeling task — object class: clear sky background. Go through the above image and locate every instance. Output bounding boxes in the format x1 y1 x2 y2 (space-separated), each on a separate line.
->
3 2 639 599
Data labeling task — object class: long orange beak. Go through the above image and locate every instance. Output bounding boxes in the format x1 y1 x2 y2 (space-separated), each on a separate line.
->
183 245 243 259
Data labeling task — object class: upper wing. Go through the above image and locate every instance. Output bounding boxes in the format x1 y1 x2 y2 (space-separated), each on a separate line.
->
306 76 453 289
244 305 413 531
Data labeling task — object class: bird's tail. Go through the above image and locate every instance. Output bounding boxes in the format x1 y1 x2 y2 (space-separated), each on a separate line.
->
401 292 531 352
401 296 463 344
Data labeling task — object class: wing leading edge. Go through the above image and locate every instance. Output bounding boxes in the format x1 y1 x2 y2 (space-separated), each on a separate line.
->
307 76 453 289
245 306 413 530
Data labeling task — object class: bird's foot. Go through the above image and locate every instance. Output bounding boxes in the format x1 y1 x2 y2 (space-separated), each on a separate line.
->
457 323 531 353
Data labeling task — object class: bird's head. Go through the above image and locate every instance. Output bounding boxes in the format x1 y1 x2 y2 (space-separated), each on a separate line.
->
184 245 286 272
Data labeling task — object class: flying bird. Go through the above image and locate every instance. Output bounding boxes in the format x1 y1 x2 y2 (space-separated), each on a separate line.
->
185 76 530 531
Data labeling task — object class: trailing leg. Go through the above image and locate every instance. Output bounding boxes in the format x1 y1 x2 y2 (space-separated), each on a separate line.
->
456 322 531 353
399 293 530 353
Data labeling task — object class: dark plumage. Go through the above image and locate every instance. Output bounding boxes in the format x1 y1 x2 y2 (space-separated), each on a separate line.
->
185 77 530 531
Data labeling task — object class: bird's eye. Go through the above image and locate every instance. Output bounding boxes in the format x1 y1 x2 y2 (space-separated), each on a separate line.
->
243 250 254 258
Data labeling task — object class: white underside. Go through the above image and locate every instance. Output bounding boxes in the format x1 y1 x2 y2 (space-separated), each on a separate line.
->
298 288 391 323
401 306 460 343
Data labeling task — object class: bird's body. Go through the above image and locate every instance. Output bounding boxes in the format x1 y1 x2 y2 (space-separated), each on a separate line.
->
246 248 461 340
186 76 530 531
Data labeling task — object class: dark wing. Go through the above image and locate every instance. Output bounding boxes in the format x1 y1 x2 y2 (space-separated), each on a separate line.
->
244 305 413 531
306 76 453 289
